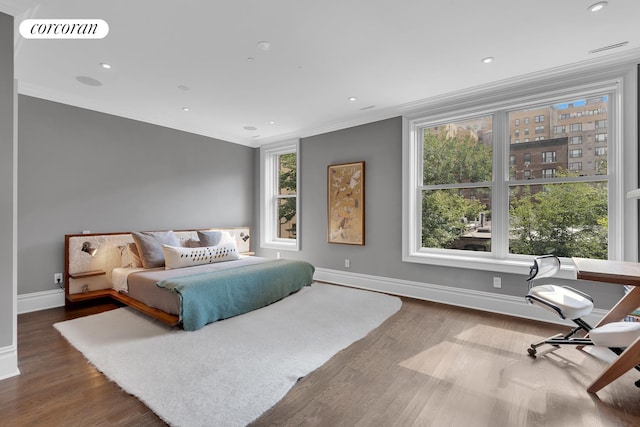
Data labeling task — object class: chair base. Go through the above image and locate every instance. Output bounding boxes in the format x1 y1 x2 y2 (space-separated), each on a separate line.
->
527 319 593 357
527 334 594 357
527 329 640 388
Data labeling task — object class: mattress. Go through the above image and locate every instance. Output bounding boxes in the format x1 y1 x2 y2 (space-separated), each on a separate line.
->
113 255 273 315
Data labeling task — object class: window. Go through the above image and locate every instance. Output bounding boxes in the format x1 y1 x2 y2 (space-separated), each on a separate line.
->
524 128 530 135
260 139 299 250
535 115 545 123
515 129 520 137
418 116 493 252
595 146 607 156
524 117 530 125
569 149 582 158
570 136 583 145
514 119 520 125
554 125 566 134
542 151 556 163
595 133 607 142
403 79 624 274
535 126 545 134
596 119 607 129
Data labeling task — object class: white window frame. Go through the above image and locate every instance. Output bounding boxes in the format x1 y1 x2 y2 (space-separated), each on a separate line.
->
260 139 300 251
402 72 635 277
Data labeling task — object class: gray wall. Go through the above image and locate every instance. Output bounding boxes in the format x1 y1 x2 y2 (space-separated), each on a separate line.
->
18 95 255 295
256 117 624 310
0 12 14 348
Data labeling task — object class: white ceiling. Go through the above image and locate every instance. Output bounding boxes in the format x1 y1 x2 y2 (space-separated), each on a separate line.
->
2 0 640 147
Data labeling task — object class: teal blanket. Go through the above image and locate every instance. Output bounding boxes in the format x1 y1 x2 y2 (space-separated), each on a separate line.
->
156 259 315 331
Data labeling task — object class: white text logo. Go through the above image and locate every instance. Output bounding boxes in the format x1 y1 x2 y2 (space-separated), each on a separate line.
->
19 19 109 39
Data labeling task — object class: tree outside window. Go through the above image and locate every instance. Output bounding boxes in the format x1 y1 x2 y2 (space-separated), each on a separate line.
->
277 153 297 239
415 94 610 260
421 117 492 251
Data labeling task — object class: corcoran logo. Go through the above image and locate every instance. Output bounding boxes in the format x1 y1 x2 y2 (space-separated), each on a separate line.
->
19 19 109 39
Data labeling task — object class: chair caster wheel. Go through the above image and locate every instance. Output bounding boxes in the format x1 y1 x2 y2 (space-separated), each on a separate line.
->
527 347 537 357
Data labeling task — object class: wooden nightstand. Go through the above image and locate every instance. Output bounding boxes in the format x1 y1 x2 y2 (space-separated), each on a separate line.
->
66 270 109 303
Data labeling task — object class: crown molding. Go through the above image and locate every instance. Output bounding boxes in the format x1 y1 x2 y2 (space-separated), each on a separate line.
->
0 0 35 16
398 47 640 117
15 44 640 149
18 81 260 148
258 47 640 146
0 1 19 15
256 107 401 146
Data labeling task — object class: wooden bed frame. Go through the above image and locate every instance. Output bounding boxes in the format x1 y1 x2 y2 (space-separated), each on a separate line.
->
64 227 252 326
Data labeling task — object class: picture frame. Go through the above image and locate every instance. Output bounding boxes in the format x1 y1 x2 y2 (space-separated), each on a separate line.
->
327 161 365 245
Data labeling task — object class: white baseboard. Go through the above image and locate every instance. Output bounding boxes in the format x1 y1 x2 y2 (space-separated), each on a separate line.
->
17 288 65 314
314 268 607 327
0 345 19 380
13 271 609 326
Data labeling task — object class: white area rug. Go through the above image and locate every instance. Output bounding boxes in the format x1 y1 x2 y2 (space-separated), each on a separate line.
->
54 283 401 427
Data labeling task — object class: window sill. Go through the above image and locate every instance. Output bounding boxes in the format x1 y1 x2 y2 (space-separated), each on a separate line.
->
261 240 299 251
403 251 577 280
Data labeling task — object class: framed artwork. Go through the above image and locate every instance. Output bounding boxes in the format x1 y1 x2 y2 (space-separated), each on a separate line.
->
327 161 365 245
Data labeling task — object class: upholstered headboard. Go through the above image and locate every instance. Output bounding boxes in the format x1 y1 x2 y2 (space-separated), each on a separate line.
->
65 227 251 296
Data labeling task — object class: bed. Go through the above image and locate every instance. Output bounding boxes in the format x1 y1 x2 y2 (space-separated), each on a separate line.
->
65 227 315 330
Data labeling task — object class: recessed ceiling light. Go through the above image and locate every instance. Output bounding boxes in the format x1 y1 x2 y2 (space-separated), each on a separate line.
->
348 97 357 102
182 107 190 112
257 41 271 51
481 56 494 64
588 1 608 12
75 76 102 86
243 126 258 131
268 121 276 125
99 62 111 69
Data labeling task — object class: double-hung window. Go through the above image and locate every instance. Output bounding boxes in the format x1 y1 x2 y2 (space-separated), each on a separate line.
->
260 139 299 251
403 77 627 275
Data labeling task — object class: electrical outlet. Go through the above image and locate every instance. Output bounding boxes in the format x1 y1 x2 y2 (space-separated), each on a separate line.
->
54 273 63 284
345 259 350 268
493 277 501 288
276 252 281 259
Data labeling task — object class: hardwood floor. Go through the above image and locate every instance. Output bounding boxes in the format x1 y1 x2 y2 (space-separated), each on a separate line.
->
1 300 164 426
2 294 639 426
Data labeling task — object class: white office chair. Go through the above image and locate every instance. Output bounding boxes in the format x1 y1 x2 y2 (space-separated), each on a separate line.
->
525 255 595 356
525 255 640 387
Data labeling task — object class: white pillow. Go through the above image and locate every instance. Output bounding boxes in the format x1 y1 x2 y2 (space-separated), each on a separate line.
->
162 241 240 269
117 243 143 268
